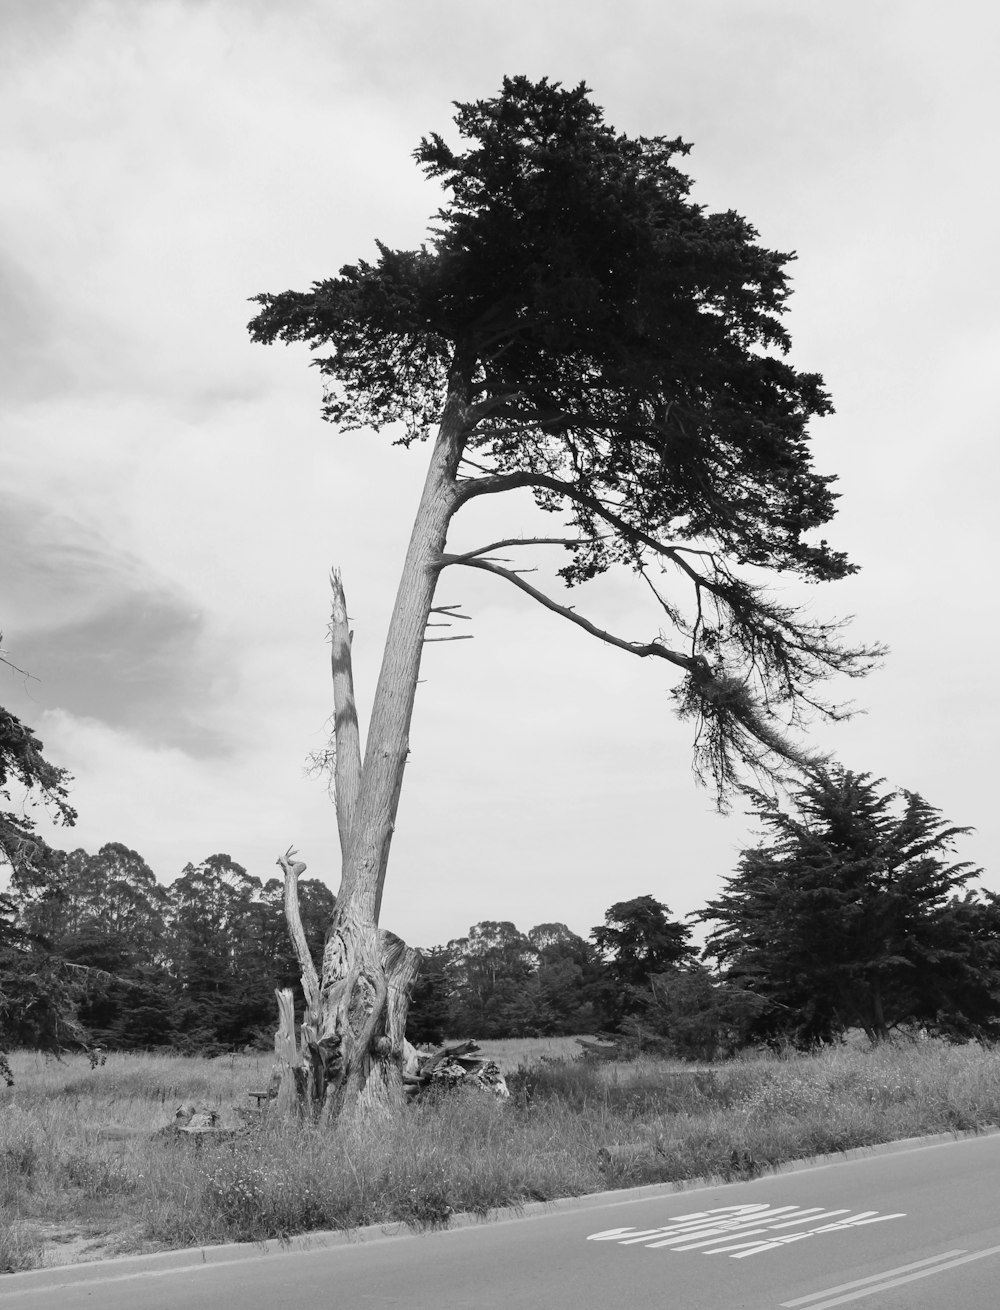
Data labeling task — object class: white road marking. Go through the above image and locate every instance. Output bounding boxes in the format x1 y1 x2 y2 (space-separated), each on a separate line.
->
587 1204 907 1259
673 1214 848 1252
781 1244 1000 1309
589 1206 814 1247
781 1251 966 1305
646 1209 831 1248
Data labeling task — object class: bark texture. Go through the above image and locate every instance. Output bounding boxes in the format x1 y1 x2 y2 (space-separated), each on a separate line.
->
273 375 471 1120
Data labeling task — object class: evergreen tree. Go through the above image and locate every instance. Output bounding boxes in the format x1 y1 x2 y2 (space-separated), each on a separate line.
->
701 769 999 1043
445 921 542 1037
633 965 771 1061
0 706 80 1081
405 944 453 1045
592 894 695 1025
249 75 878 1115
166 854 269 1049
529 923 606 1034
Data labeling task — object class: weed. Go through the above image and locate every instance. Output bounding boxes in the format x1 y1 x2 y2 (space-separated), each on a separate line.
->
0 1107 45 1178
0 1215 43 1273
4 1038 1000 1272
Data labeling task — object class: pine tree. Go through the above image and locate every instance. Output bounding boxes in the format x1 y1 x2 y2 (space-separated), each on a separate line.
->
701 769 998 1043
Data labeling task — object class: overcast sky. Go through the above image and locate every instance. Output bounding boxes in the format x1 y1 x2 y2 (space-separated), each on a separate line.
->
2 0 997 950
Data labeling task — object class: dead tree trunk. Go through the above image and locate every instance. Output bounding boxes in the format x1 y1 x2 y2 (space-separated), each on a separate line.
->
273 372 471 1120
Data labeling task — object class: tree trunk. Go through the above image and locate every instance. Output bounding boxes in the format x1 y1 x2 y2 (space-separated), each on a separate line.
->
869 974 891 1043
274 373 470 1120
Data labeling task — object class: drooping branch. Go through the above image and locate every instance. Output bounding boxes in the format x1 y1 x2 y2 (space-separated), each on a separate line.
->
0 635 35 682
329 569 362 860
439 552 694 671
453 468 881 702
439 553 827 791
276 846 321 1018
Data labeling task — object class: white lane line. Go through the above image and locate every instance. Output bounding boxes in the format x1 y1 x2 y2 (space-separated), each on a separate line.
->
781 1251 966 1305
781 1244 1000 1309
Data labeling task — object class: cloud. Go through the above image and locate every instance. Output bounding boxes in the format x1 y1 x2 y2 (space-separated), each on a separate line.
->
16 705 338 890
2 0 998 948
0 492 228 752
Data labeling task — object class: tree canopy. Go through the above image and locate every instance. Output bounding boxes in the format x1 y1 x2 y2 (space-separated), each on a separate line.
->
249 75 879 796
1 705 75 875
1 704 79 1082
700 768 1000 1043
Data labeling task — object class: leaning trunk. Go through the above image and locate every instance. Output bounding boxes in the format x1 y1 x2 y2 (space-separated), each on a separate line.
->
274 375 470 1120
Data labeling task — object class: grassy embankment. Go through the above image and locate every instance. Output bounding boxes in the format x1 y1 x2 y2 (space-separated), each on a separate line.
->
2 1036 999 1273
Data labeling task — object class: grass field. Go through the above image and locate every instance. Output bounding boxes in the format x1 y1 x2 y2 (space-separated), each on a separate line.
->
3 1036 1000 1273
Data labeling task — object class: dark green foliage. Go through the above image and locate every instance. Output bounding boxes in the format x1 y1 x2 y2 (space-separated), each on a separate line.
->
426 919 612 1038
630 965 772 1061
406 945 452 1045
0 705 79 1080
167 854 289 1048
256 874 335 1004
249 76 879 796
701 769 1000 1043
0 706 76 872
0 887 93 1082
411 909 687 1040
529 923 606 1034
4 833 336 1055
444 921 542 1037
591 894 695 1026
154 860 332 1050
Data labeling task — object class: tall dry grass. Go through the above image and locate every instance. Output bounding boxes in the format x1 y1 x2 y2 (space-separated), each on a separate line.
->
2 1039 1000 1273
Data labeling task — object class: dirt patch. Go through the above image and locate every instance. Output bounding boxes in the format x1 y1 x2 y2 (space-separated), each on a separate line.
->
32 1224 165 1269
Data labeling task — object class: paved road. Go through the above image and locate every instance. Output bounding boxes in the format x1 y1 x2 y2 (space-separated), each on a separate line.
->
4 1133 1000 1309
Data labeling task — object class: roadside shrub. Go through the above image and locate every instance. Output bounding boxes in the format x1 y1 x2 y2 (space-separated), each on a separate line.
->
741 1074 828 1119
0 1215 43 1273
59 1151 137 1199
0 1106 45 1177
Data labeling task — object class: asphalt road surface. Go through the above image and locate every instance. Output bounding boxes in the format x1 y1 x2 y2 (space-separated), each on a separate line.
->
4 1132 1000 1309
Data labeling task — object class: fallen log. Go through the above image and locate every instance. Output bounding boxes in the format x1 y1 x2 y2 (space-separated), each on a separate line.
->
154 1104 240 1142
402 1039 509 1100
575 1037 620 1061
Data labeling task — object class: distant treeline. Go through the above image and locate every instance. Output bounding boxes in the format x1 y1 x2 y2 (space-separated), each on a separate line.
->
4 694 1000 1064
1 838 700 1051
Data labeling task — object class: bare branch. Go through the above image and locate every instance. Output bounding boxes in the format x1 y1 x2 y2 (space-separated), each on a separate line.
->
423 634 475 642
0 645 35 682
453 470 880 707
441 554 694 671
455 470 711 576
453 470 724 592
444 535 607 566
430 604 471 620
455 469 723 583
329 569 363 860
276 846 321 1019
458 455 500 475
441 553 831 790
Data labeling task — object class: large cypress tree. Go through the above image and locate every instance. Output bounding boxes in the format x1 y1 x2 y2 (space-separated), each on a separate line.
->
249 76 877 1116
